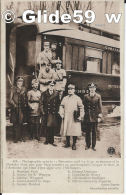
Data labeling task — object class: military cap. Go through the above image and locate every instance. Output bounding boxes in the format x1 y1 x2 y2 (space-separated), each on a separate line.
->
56 58 62 65
31 79 39 86
49 81 56 86
43 41 50 46
16 76 24 82
68 83 75 89
88 83 97 88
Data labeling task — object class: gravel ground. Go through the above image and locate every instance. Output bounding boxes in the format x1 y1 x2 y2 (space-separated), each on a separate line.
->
6 117 121 158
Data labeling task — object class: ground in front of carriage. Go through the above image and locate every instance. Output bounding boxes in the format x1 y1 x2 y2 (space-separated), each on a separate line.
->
6 117 121 158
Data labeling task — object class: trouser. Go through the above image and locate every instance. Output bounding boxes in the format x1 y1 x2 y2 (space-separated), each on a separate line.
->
46 127 54 144
29 116 40 140
96 125 100 141
13 123 24 142
85 122 97 148
30 124 40 140
55 116 62 136
66 136 77 146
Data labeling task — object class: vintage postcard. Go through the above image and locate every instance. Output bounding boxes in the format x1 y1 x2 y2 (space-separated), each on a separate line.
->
0 0 124 193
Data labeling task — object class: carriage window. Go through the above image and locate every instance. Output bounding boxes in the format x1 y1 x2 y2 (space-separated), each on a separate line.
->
85 47 102 73
85 57 102 73
111 52 120 75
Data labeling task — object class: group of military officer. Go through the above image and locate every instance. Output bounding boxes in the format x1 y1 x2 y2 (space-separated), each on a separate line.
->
37 41 66 92
9 40 102 151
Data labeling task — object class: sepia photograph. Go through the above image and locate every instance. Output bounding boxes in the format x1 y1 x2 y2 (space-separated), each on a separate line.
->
5 1 121 159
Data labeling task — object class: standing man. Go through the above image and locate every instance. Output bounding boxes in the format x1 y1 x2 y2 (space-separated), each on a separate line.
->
51 42 58 69
37 41 52 73
38 63 56 93
56 85 66 136
83 83 102 151
10 76 27 143
27 79 41 141
59 83 84 150
54 58 67 91
40 81 60 146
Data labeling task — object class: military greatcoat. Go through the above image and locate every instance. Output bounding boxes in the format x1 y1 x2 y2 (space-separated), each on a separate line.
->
59 94 84 136
10 86 27 124
40 90 60 128
83 93 102 123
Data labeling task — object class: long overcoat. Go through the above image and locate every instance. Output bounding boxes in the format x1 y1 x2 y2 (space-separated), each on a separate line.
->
10 86 27 124
83 93 102 123
59 94 84 136
40 90 60 128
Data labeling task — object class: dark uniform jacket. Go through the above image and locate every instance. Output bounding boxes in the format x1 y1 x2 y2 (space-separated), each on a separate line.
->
83 93 102 123
40 90 60 128
10 86 27 124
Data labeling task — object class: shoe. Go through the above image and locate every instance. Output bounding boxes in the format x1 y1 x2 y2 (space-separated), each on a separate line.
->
72 145 76 150
44 141 48 145
85 146 90 150
14 140 18 143
92 147 96 151
64 144 70 148
21 138 25 142
51 143 57 147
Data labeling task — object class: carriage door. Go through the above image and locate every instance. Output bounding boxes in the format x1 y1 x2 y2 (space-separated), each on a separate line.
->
15 25 38 87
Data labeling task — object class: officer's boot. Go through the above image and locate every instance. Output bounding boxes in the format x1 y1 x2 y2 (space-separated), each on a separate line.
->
65 136 70 148
21 124 25 142
36 124 40 142
13 125 18 143
30 124 34 140
72 136 77 150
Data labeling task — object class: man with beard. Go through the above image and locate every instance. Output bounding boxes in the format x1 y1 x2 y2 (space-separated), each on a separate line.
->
38 62 56 93
10 76 27 143
83 83 102 151
27 79 41 141
39 81 60 146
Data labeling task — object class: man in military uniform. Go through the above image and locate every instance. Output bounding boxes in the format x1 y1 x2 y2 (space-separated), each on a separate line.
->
39 81 60 146
10 76 27 143
38 63 56 92
27 79 41 141
55 85 66 136
59 83 84 150
54 58 67 91
83 83 102 151
51 42 58 69
37 41 52 73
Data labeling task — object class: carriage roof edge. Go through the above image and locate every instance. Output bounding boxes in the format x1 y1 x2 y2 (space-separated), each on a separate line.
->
10 22 120 49
43 28 120 49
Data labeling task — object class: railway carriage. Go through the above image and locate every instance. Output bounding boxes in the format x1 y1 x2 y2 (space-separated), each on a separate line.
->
6 22 120 115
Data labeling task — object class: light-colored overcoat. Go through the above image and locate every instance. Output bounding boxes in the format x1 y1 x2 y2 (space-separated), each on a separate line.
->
59 94 84 136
